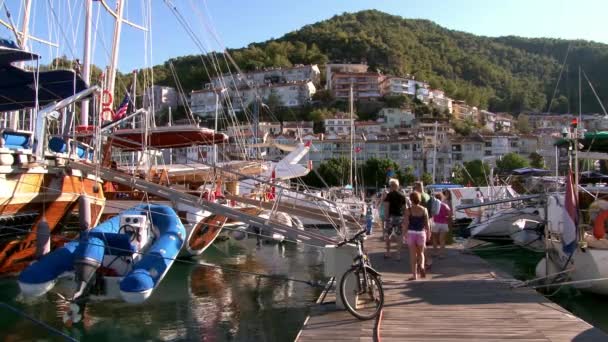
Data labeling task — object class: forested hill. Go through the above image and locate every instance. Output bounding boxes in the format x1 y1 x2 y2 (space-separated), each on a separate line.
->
145 10 608 114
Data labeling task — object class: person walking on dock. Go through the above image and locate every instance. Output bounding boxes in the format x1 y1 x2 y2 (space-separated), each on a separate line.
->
431 193 451 258
383 179 406 260
403 192 431 280
414 181 433 269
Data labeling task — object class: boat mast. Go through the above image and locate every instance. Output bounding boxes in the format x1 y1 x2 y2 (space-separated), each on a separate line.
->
81 0 93 126
107 0 125 102
349 84 354 187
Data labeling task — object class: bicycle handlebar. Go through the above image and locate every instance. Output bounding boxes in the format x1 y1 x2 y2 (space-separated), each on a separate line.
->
336 229 367 247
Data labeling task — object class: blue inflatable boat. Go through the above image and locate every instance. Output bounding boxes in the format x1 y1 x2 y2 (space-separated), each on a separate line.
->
19 204 185 304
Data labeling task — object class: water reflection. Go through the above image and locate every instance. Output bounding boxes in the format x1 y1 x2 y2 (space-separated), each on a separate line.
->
0 237 327 341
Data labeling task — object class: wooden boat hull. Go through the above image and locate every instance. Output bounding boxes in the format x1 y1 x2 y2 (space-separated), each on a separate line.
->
0 167 105 275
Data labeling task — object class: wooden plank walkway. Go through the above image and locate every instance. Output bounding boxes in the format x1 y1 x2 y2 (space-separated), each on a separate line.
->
296 233 608 342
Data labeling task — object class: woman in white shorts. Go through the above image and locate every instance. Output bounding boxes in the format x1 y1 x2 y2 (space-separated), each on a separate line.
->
431 193 451 258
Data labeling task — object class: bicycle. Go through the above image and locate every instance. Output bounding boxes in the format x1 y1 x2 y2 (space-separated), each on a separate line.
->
337 229 384 320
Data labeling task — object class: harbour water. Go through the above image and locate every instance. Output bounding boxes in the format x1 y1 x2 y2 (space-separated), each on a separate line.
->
475 245 608 334
0 237 328 341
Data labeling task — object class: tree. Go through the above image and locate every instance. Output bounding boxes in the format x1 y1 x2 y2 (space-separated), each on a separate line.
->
421 172 433 186
312 89 334 106
452 118 476 136
263 91 283 120
529 152 545 169
382 95 412 109
314 157 352 186
496 152 529 174
361 158 401 188
516 115 531 134
453 160 491 186
400 166 416 187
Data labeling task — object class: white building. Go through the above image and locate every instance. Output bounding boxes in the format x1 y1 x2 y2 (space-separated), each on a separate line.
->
259 122 282 135
355 121 382 135
323 113 357 136
378 108 415 129
281 121 314 136
143 86 180 111
495 113 514 133
190 89 223 118
451 137 485 163
191 81 316 117
385 77 428 97
418 89 453 114
209 64 321 89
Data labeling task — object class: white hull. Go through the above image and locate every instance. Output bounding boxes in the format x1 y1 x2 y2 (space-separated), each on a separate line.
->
537 194 608 296
470 207 541 239
537 239 608 295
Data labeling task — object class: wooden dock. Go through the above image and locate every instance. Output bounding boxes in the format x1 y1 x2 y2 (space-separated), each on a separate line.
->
296 234 608 341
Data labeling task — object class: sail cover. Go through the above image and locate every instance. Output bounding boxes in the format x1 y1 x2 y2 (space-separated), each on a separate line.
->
0 44 88 111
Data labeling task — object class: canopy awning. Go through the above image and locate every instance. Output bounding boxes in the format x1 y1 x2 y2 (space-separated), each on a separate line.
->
109 125 228 151
0 45 88 111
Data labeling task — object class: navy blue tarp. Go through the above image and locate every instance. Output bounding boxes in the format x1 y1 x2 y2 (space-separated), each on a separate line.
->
0 44 88 111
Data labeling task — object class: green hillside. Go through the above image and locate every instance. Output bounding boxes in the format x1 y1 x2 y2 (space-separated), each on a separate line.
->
130 10 608 114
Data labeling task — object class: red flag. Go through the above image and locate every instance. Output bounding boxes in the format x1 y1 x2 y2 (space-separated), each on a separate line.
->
563 170 578 253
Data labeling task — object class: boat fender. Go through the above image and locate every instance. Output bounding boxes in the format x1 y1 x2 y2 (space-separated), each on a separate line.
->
35 217 51 258
232 229 247 241
593 210 608 239
79 196 92 231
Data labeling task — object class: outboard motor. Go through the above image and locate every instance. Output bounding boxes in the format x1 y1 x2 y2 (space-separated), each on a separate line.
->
72 234 105 300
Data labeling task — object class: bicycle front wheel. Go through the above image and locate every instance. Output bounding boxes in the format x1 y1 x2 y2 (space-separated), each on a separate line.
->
339 266 384 320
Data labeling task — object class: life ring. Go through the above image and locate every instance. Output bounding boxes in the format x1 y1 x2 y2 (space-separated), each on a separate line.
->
593 210 608 239
101 90 113 107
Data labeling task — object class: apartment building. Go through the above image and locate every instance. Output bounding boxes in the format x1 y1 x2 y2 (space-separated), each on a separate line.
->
191 80 316 117
323 112 357 136
209 64 321 89
385 77 428 97
325 63 369 90
143 86 181 111
330 72 386 100
281 121 314 135
378 108 416 129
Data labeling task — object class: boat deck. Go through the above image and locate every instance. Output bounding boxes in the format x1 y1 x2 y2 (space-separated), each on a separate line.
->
296 234 607 341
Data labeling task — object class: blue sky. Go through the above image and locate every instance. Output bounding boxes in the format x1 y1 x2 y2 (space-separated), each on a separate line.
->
1 0 606 72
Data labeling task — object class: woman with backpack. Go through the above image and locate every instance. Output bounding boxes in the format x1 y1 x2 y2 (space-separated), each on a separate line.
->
431 193 452 258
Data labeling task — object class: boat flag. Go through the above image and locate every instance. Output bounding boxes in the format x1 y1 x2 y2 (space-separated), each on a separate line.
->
112 93 130 121
562 170 578 254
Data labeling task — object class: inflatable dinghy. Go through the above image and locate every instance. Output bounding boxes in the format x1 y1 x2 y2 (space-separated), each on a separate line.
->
19 204 185 304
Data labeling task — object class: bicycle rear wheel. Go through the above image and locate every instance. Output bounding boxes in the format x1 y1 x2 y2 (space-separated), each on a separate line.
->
339 266 384 320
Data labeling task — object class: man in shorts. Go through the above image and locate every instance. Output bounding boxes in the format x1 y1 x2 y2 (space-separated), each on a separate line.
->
383 178 406 260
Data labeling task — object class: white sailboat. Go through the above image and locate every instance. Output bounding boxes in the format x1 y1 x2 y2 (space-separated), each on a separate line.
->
535 68 608 294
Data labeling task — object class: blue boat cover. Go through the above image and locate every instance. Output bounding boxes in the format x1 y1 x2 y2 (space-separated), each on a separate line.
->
3 131 31 149
0 45 89 111
512 168 551 176
48 137 93 160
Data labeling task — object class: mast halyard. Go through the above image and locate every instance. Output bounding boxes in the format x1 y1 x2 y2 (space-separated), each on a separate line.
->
107 0 125 109
81 0 93 126
10 0 32 130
